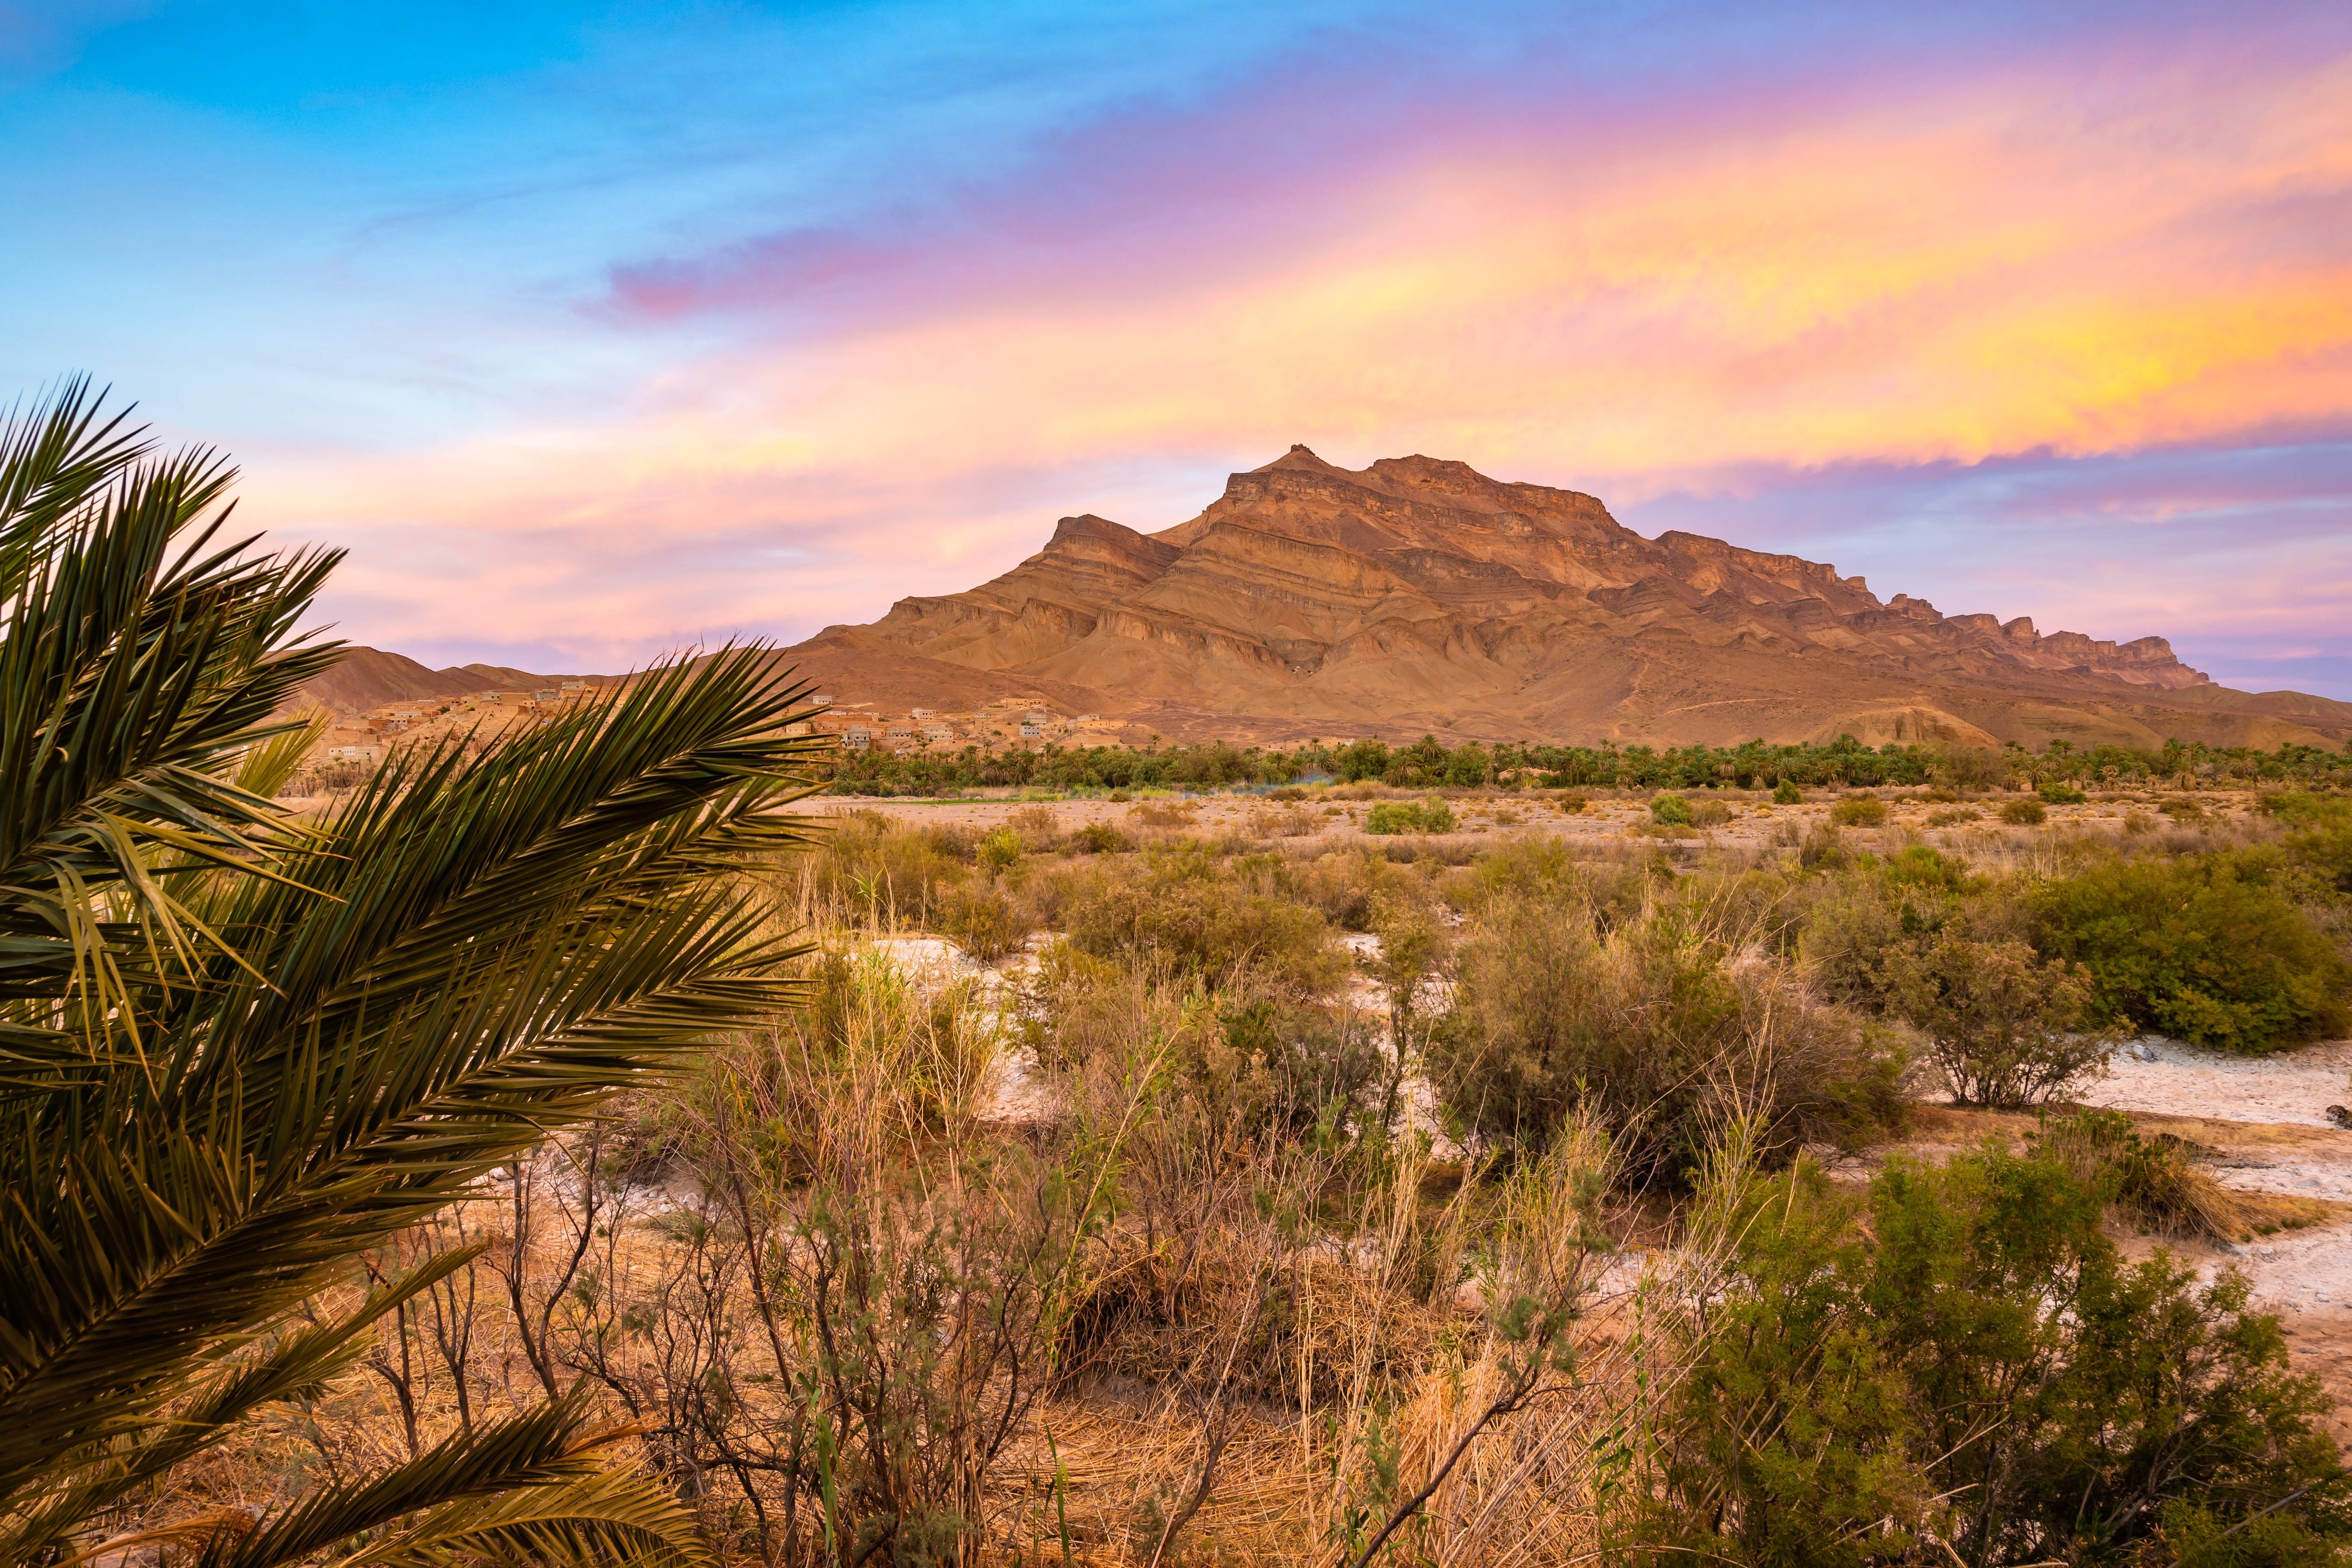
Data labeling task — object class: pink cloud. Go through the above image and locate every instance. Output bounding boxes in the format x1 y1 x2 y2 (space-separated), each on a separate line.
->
257 32 2352 677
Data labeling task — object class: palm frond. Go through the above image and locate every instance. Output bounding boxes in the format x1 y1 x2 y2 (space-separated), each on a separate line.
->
0 379 826 1565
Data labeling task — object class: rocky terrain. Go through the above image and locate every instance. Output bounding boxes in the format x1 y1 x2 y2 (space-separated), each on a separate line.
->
292 644 569 714
775 447 2352 748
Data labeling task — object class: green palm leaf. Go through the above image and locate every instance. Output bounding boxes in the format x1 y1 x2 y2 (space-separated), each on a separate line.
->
0 381 825 1565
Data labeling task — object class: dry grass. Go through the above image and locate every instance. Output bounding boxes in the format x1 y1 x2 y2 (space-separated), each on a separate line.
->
104 789 2351 1565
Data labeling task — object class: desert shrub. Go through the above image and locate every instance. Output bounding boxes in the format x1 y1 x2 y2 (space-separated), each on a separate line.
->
1650 793 1694 826
2162 797 2209 821
1070 820 1129 853
1796 821 1848 869
2031 854 2352 1052
2034 1108 2243 1239
1829 794 1888 827
2267 792 2352 895
1455 843 1651 933
977 825 1024 873
1277 849 1410 930
1063 845 1344 997
1883 932 2112 1106
1249 801 1320 838
808 808 971 927
1009 802 1063 846
2039 781 2088 804
1792 850 1973 1007
1927 806 1979 827
2001 798 2047 826
1428 900 1906 1183
1773 778 1803 805
1365 798 1455 835
938 881 1034 962
1128 798 1199 829
1553 791 1589 813
1016 939 1148 1067
1191 994 1383 1141
1448 835 1581 911
775 949 1006 1141
1643 1143 2352 1566
1690 798 1732 828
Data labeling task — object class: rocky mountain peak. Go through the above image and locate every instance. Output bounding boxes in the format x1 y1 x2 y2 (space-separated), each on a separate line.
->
774 449 2339 749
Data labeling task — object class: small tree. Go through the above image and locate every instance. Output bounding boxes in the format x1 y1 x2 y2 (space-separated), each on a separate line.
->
1885 932 2114 1106
1367 895 1448 1133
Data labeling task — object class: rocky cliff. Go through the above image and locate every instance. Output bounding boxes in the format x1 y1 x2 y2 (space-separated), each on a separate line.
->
775 446 2342 749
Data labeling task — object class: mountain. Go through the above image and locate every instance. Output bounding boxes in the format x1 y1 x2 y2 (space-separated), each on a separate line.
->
773 446 2352 749
291 646 566 714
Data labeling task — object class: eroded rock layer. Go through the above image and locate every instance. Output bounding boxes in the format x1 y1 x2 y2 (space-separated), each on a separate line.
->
752 447 2352 747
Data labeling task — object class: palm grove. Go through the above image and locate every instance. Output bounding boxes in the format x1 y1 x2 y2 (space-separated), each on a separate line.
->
6 383 2352 1567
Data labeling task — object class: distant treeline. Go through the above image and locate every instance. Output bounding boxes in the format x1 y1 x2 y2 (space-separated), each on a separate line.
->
826 731 2352 796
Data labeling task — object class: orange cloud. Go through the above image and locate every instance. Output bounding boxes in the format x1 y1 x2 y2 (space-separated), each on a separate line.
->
252 45 2352 661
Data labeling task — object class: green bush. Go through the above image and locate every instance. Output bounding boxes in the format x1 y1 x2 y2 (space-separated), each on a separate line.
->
1197 997 1382 1140
2039 781 2088 804
977 825 1024 872
1829 795 1888 827
1797 821 1849 870
1070 821 1130 854
2031 854 2352 1052
2001 798 2047 826
2266 792 2352 894
939 882 1034 962
1883 932 2112 1105
1773 778 1804 805
1553 791 1590 813
1642 1143 2352 1565
1650 793 1695 826
1063 846 1344 997
1365 798 1456 835
1428 900 1906 1183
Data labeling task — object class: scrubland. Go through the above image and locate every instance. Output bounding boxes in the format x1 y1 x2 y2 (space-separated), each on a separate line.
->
135 781 2352 1565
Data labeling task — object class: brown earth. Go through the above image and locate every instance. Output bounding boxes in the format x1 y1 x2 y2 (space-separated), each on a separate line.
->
771 446 2352 747
291 645 573 714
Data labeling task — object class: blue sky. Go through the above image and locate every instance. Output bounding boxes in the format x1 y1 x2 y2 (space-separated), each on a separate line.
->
3 0 2348 696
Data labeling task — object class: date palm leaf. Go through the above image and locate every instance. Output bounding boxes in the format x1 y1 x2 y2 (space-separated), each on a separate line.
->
0 382 825 1564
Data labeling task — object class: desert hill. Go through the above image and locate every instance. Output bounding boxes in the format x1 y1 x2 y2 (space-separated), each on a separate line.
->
770 446 2352 750
291 646 568 714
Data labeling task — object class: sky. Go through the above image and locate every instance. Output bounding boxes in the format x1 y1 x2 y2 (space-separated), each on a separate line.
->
3 0 2349 698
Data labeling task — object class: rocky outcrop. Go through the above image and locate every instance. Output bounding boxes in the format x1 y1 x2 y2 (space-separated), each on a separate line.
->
270 448 2312 750
774 445 2337 748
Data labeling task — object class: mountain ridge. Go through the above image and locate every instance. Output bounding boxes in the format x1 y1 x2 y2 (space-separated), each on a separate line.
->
294 446 2352 750
777 445 2330 748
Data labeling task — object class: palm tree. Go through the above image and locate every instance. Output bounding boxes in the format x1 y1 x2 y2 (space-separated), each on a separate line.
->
0 382 827 1565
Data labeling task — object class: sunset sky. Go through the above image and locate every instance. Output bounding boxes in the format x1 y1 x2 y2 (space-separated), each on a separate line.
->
4 0 2348 696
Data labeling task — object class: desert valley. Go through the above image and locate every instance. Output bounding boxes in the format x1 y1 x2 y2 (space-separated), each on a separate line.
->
14 6 2352 1565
